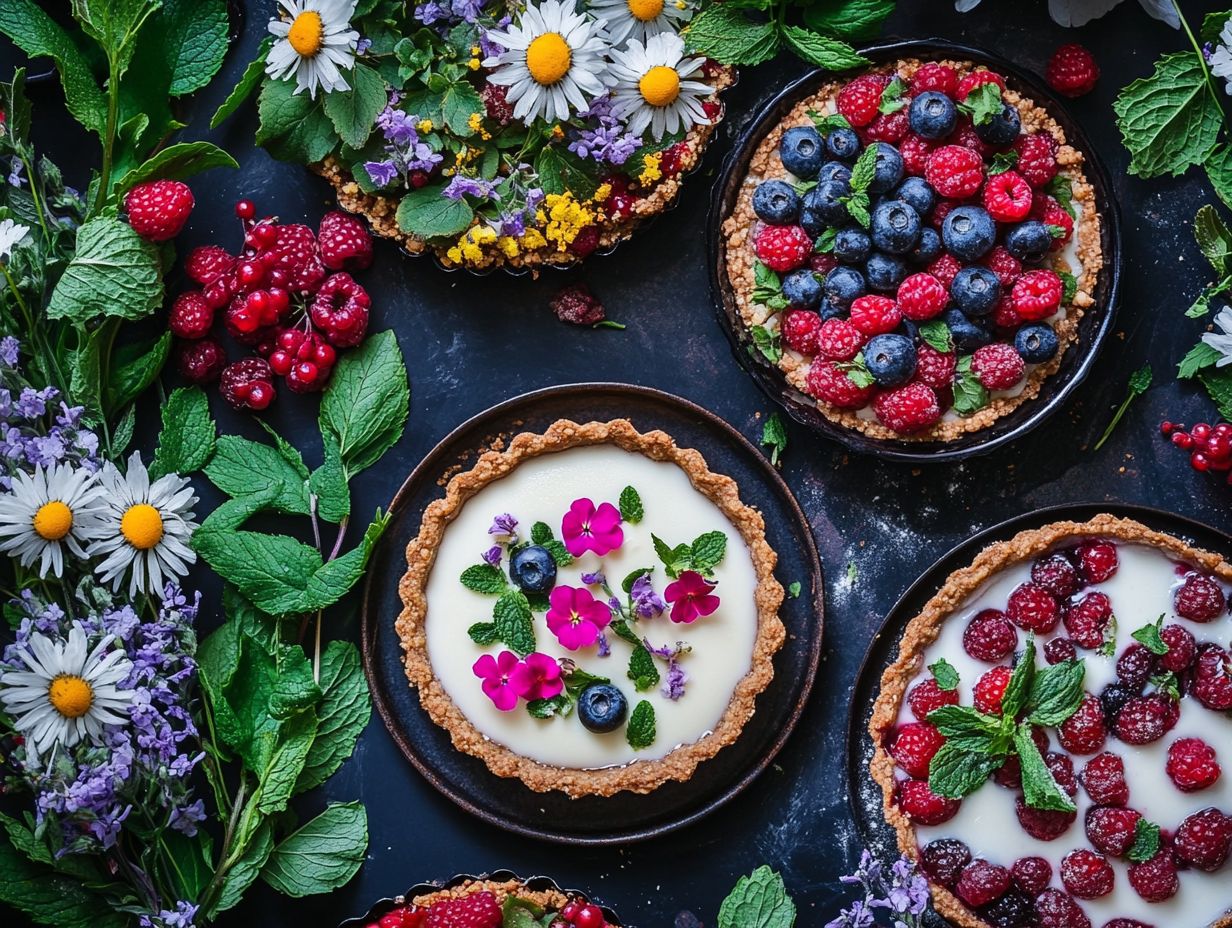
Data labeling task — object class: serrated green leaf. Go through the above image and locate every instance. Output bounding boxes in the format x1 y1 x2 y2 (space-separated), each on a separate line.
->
395 182 475 239
468 622 500 645
929 658 959 691
256 77 337 162
1195 204 1232 272
1132 616 1169 656
0 835 126 928
627 644 660 691
150 386 215 479
683 6 780 67
309 431 350 524
1016 723 1076 812
212 37 272 128
716 866 796 928
626 699 656 749
114 140 238 194
919 320 953 354
802 0 894 40
205 435 311 515
159 0 230 96
1113 52 1222 178
619 485 644 523
1026 659 1086 726
493 590 536 655
690 530 728 572
1201 365 1232 420
260 802 367 897
780 26 867 70
319 330 409 477
928 741 1002 798
47 218 163 322
1127 819 1161 864
760 411 788 466
296 641 370 792
323 62 388 149
460 563 507 594
105 330 170 413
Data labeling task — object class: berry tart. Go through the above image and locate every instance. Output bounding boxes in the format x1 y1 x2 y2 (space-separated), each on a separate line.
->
721 58 1104 441
396 418 785 796
869 515 1232 928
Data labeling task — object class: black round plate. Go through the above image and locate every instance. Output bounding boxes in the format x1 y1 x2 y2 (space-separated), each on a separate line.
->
845 503 1232 867
707 39 1123 463
360 383 825 845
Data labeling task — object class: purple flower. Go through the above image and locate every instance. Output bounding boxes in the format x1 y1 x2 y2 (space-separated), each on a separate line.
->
0 336 18 366
644 639 691 700
580 571 606 586
488 513 518 536
443 175 497 202
570 96 640 166
479 14 511 59
139 901 199 928
482 545 503 566
498 210 526 237
377 106 420 147
630 573 666 618
364 159 400 188
16 386 50 417
356 36 372 55
596 632 611 658
7 158 24 188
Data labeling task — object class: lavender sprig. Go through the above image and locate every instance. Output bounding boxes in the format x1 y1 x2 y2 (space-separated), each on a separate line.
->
825 852 930 928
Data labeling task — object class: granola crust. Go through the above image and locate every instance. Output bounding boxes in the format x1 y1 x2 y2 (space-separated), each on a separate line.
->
406 878 572 913
720 57 1105 443
867 515 1232 928
395 418 787 797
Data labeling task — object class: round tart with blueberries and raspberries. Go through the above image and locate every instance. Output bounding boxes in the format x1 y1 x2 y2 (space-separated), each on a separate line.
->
721 58 1103 441
395 418 785 797
869 515 1232 928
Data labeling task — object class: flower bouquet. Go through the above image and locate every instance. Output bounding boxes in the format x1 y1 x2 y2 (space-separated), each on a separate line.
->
234 0 733 272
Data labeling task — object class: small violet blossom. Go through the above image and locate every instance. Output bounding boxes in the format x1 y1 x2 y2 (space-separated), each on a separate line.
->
561 497 623 557
580 571 606 586
645 639 690 700
664 570 720 624
473 650 522 711
488 512 518 537
630 572 666 618
826 851 929 928
509 651 564 701
481 545 503 566
443 174 497 201
596 632 611 658
545 585 611 650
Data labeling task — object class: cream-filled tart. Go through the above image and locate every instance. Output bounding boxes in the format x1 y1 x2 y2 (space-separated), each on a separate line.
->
870 515 1232 928
396 419 785 797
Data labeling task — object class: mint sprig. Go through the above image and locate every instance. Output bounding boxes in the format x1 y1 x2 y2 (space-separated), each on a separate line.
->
928 658 960 691
1127 819 1162 864
626 699 656 749
1132 616 1170 655
959 82 1003 126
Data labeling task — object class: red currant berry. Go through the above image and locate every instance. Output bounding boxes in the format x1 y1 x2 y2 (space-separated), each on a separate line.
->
236 260 266 290
1173 432 1193 449
269 349 293 376
246 380 274 410
573 904 604 928
1193 452 1210 472
1160 421 1174 435
235 199 256 220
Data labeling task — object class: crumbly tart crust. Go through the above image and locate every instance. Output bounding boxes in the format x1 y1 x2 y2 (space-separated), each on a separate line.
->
396 418 787 797
721 57 1106 442
868 515 1232 928
406 878 573 912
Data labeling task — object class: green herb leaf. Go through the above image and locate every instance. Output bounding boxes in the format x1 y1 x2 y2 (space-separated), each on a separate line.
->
1113 52 1222 178
959 82 1003 126
690 530 728 573
295 640 370 792
1127 819 1162 864
1058 269 1077 304
877 77 908 114
544 540 573 567
47 218 163 322
255 77 336 163
212 823 273 916
1046 175 1077 219
1200 365 1232 420
468 622 500 645
626 699 656 749
619 485 644 523
1002 638 1037 719
1026 660 1087 727
260 801 367 896
115 140 238 194
534 144 597 199
1097 613 1119 658
157 0 231 96
150 386 215 479
526 694 571 718
1206 144 1232 212
928 742 1003 798
0 834 126 928
919 320 954 354
749 324 783 364
1094 363 1152 451
683 6 780 67
952 356 990 416
1132 616 1170 656
780 26 867 70
309 431 351 524
322 62 388 149
929 658 960 692
211 36 272 128
530 522 553 545
926 705 1011 753
1195 203 1232 272
1016 723 1077 813
205 435 311 515
814 226 838 252
319 330 410 477
105 330 170 413
987 150 1019 175
809 111 853 133
849 144 878 195
627 644 660 691
395 182 474 239
460 563 507 595
716 866 796 928
255 710 317 814
493 590 536 656
760 412 788 466
839 352 876 389
787 581 802 598
1151 670 1181 701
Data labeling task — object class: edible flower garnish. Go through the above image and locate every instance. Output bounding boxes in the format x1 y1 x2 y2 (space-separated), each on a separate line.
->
630 571 666 618
546 585 612 649
664 569 719 624
561 497 623 556
473 649 522 710
511 651 565 701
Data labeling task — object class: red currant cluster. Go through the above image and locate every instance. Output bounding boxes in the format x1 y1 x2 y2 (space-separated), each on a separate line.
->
172 199 375 410
1160 420 1232 480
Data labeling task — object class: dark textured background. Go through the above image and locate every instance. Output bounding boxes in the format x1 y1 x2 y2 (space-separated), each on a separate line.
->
5 1 1232 925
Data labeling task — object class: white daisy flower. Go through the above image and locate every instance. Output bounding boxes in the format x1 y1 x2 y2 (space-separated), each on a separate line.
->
609 32 711 141
0 624 135 763
1210 21 1232 94
87 452 198 599
0 464 106 578
1202 306 1232 365
266 0 360 99
0 218 30 262
587 0 692 48
955 0 1178 28
482 0 613 125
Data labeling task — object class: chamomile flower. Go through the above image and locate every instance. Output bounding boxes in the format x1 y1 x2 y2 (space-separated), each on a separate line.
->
0 624 135 762
0 464 105 578
588 0 692 47
87 453 198 599
609 32 710 141
482 0 612 124
266 0 360 98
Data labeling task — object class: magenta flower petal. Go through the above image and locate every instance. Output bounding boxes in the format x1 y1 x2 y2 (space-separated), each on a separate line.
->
545 585 610 650
482 677 519 711
474 650 523 710
579 597 612 630
510 652 564 701
472 653 498 680
665 571 720 625
562 498 596 557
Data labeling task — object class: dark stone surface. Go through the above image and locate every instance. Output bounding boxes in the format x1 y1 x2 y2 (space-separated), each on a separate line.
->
5 0 1231 925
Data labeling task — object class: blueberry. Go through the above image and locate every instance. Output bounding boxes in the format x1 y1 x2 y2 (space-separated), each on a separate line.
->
870 200 922 255
1014 323 1060 363
864 252 909 292
577 683 628 733
800 208 827 238
942 205 997 261
510 545 557 594
909 227 942 265
1100 683 1135 727
893 176 937 218
950 266 1002 317
819 297 844 320
825 127 861 162
824 266 866 309
752 180 801 225
780 126 825 178
1005 220 1053 264
818 161 853 184
975 103 1021 147
833 226 872 264
863 333 918 386
782 269 823 309
944 308 993 351
803 180 851 227
869 142 904 194
898 318 919 343
908 91 958 140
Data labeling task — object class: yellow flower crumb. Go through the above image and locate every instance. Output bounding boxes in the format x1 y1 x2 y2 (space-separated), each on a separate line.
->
639 153 662 184
593 183 612 203
417 119 433 133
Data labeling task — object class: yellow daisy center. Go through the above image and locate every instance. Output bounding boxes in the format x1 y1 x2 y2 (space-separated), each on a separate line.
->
120 504 164 550
526 33 572 85
48 674 93 719
627 0 665 21
32 501 73 541
288 10 325 57
639 65 680 107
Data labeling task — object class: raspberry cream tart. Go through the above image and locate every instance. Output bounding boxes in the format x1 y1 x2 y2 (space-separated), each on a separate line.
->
358 875 619 928
396 419 785 797
721 58 1104 441
870 515 1232 928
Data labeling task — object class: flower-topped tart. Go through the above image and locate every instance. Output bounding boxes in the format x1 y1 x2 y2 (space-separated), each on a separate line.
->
869 516 1232 928
396 419 785 796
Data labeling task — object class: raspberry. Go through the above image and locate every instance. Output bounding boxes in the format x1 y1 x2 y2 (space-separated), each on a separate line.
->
973 665 1013 715
261 223 326 294
947 116 991 159
1033 889 1091 928
1047 750 1079 795
925 145 985 199
185 245 235 286
912 63 959 97
873 382 942 434
956 860 1011 908
124 179 194 241
318 211 374 272
1047 44 1100 98
1166 737 1221 792
920 838 971 888
1173 807 1232 871
808 252 839 275
175 337 226 385
1065 592 1112 649
311 272 372 347
983 171 1034 222
1010 857 1052 896
1058 694 1107 755
806 360 877 409
168 291 214 340
1174 572 1227 621
1076 541 1118 583
550 282 605 326
1043 643 1078 672
836 74 887 127
425 891 502 928
659 141 691 177
1080 752 1128 806
1084 805 1140 856
862 109 909 145
780 310 822 355
1193 642 1232 710
815 317 863 361
1060 850 1113 899
992 294 1023 331
1158 624 1197 672
1114 695 1168 745
481 81 514 125
1017 797 1076 840
1032 553 1079 598
219 358 275 411
850 294 901 335
927 253 962 288
956 69 1007 101
569 225 600 258
754 224 811 272
897 273 948 321
890 722 946 778
202 273 234 310
1127 849 1178 903
1011 270 1064 321
606 191 638 219
899 134 936 176
914 343 956 390
908 676 959 721
897 778 959 825
1030 194 1074 250
1005 582 1060 633
380 905 426 928
971 343 1026 391
983 246 1023 288
964 609 1018 663
1013 133 1059 188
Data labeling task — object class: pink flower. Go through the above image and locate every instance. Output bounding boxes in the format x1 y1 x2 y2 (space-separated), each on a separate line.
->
561 497 623 557
510 652 564 701
664 570 721 624
472 650 522 711
545 585 612 650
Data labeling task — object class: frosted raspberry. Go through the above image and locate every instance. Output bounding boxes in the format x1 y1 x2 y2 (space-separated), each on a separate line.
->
185 245 235 286
964 610 1018 663
973 665 1013 715
809 252 839 275
1166 737 1221 792
1114 643 1156 689
1058 694 1107 755
1030 194 1074 250
897 273 948 320
1084 806 1140 856
983 171 1034 222
175 337 226 385
1016 797 1076 841
920 838 971 888
1010 857 1052 896
1012 270 1064 322
1006 581 1061 633
781 310 822 355
1174 572 1227 622
1065 591 1111 649
1173 807 1232 871
219 358 275 411
1033 889 1091 928
261 223 326 294
1031 553 1079 598
1076 541 1118 583
1127 849 1178 903
946 116 991 158
1060 850 1113 899
1114 695 1169 745
1159 623 1197 672
862 109 909 145
1193 642 1232 710
956 860 1011 908
806 361 877 409
897 778 960 825
992 294 1024 331
890 722 946 778
911 63 959 97
909 676 959 721
1044 638 1077 665
850 294 902 335
925 145 985 199
425 891 502 928
1047 44 1100 98
983 246 1023 288
1080 752 1128 806
927 253 962 288
873 382 942 434
550 282 604 325
914 343 956 390
318 210 374 271
899 134 936 176
310 272 371 348
956 69 1007 101
972 343 1026 391
816 317 863 361
124 179 194 241
168 291 215 340
1013 133 1059 188
754 224 811 272
836 74 889 127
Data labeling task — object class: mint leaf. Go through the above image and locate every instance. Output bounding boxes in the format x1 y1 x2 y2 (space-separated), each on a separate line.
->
1132 616 1170 656
0 833 126 928
526 694 571 718
619 485 644 523
322 62 388 149
929 658 960 691
919 320 953 354
802 0 894 39
1201 366 1232 420
716 866 796 928
684 6 780 67
839 352 876 389
690 530 728 573
468 622 499 645
814 225 838 252
211 36 272 128
878 77 908 114
761 411 788 466
460 563 507 595
115 140 238 194
952 356 990 416
749 324 783 364
530 522 554 545
309 431 351 524
1026 660 1086 726
1151 671 1181 701
150 386 215 479
1016 724 1076 812
928 742 1002 798
1094 363 1153 451
260 801 367 896
212 823 273 915
493 591 536 656
534 144 597 199
255 77 336 163
787 581 802 598
1097 613 1119 658
1046 175 1077 219
809 111 852 133
1002 638 1036 719
47 218 163 322
158 0 231 96
626 699 656 749
319 330 409 477
849 144 878 195
1127 819 1162 864
780 26 867 70
1196 203 1232 273
988 150 1019 175
295 640 370 792
627 644 660 691
1059 269 1077 304
106 330 170 413
960 82 1002 126
927 705 1011 753
1178 341 1224 379
395 182 474 238
205 435 311 515
1113 52 1222 178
